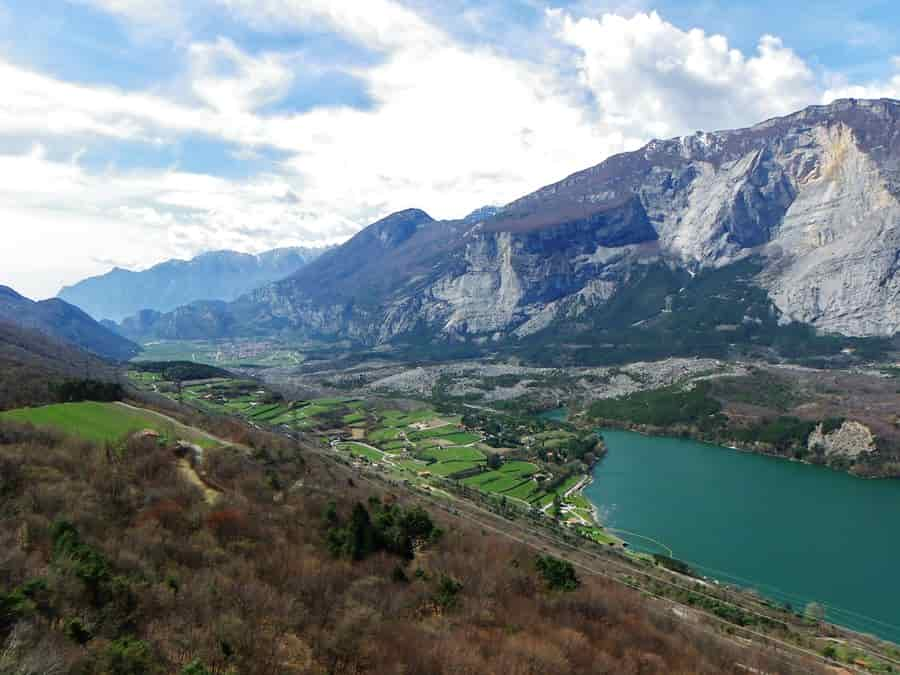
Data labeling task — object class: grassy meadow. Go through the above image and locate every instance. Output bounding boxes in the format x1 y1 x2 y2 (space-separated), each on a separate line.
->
0 401 217 448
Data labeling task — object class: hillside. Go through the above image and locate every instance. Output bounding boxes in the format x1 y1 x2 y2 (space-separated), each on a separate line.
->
126 99 900 357
0 320 115 410
60 247 328 323
0 286 139 362
0 406 826 674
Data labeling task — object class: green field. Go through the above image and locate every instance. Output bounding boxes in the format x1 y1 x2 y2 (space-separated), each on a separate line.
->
382 440 409 451
467 474 532 493
395 459 430 474
497 461 539 476
336 442 384 462
408 425 457 440
407 427 479 444
457 460 548 500
382 409 440 425
368 427 403 442
440 432 481 445
503 480 542 501
428 460 484 477
419 446 485 462
0 402 217 448
138 374 362 431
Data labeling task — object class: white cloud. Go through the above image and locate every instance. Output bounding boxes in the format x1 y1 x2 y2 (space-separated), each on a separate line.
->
216 0 443 51
822 57 900 102
69 0 186 34
552 10 817 141
189 38 295 113
0 148 353 298
0 59 213 141
4 1 897 299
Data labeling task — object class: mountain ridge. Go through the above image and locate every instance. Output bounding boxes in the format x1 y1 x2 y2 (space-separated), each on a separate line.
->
0 285 139 361
121 98 900 351
59 245 330 322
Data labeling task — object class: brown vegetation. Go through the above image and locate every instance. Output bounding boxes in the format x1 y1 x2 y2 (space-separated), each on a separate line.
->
0 321 117 411
0 419 808 674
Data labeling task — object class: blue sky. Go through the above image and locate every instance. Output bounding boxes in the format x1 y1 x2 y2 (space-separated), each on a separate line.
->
3 0 900 298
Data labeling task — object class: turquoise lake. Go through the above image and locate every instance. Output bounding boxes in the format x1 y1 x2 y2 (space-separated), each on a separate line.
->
584 429 900 643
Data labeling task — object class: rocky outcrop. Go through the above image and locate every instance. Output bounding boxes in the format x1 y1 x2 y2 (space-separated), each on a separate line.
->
808 421 877 458
130 99 900 345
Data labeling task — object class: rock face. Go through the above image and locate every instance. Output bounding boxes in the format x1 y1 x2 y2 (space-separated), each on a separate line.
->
808 421 877 458
60 246 328 322
130 99 900 344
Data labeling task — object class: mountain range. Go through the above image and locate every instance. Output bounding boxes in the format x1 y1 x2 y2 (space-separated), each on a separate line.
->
0 286 138 361
119 99 900 361
59 246 328 322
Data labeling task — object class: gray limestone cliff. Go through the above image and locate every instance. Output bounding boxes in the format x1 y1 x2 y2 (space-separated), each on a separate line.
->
126 99 900 345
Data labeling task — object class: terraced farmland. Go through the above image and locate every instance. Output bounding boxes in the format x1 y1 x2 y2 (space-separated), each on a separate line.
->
132 372 366 431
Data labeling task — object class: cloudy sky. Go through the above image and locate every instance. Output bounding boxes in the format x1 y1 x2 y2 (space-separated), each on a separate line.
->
3 0 900 298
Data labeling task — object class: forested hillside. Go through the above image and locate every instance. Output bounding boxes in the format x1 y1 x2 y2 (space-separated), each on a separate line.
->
0 321 116 410
0 413 805 674
0 287 138 362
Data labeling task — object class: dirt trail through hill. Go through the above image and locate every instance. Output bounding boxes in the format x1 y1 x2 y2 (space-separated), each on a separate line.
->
116 401 227 502
176 458 220 503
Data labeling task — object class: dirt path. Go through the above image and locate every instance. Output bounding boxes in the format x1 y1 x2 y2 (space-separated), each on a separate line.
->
116 401 231 503
176 458 220 504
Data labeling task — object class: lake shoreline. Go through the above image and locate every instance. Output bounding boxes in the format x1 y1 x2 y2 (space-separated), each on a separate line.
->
585 428 900 644
578 417 895 480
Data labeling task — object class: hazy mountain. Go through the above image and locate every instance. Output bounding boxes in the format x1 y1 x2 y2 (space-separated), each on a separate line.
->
59 246 329 322
0 286 139 361
122 99 900 358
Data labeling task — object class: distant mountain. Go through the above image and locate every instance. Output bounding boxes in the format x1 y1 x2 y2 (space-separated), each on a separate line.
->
59 246 329 322
123 99 900 362
0 286 139 361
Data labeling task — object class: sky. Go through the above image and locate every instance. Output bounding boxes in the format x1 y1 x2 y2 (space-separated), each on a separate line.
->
3 1 900 299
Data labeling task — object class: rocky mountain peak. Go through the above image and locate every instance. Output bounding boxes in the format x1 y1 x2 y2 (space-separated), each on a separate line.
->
362 208 434 248
124 98 900 346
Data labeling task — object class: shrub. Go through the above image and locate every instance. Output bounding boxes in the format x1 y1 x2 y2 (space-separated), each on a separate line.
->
180 660 212 675
99 637 155 675
50 520 111 606
434 575 463 611
535 555 580 592
63 617 92 645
